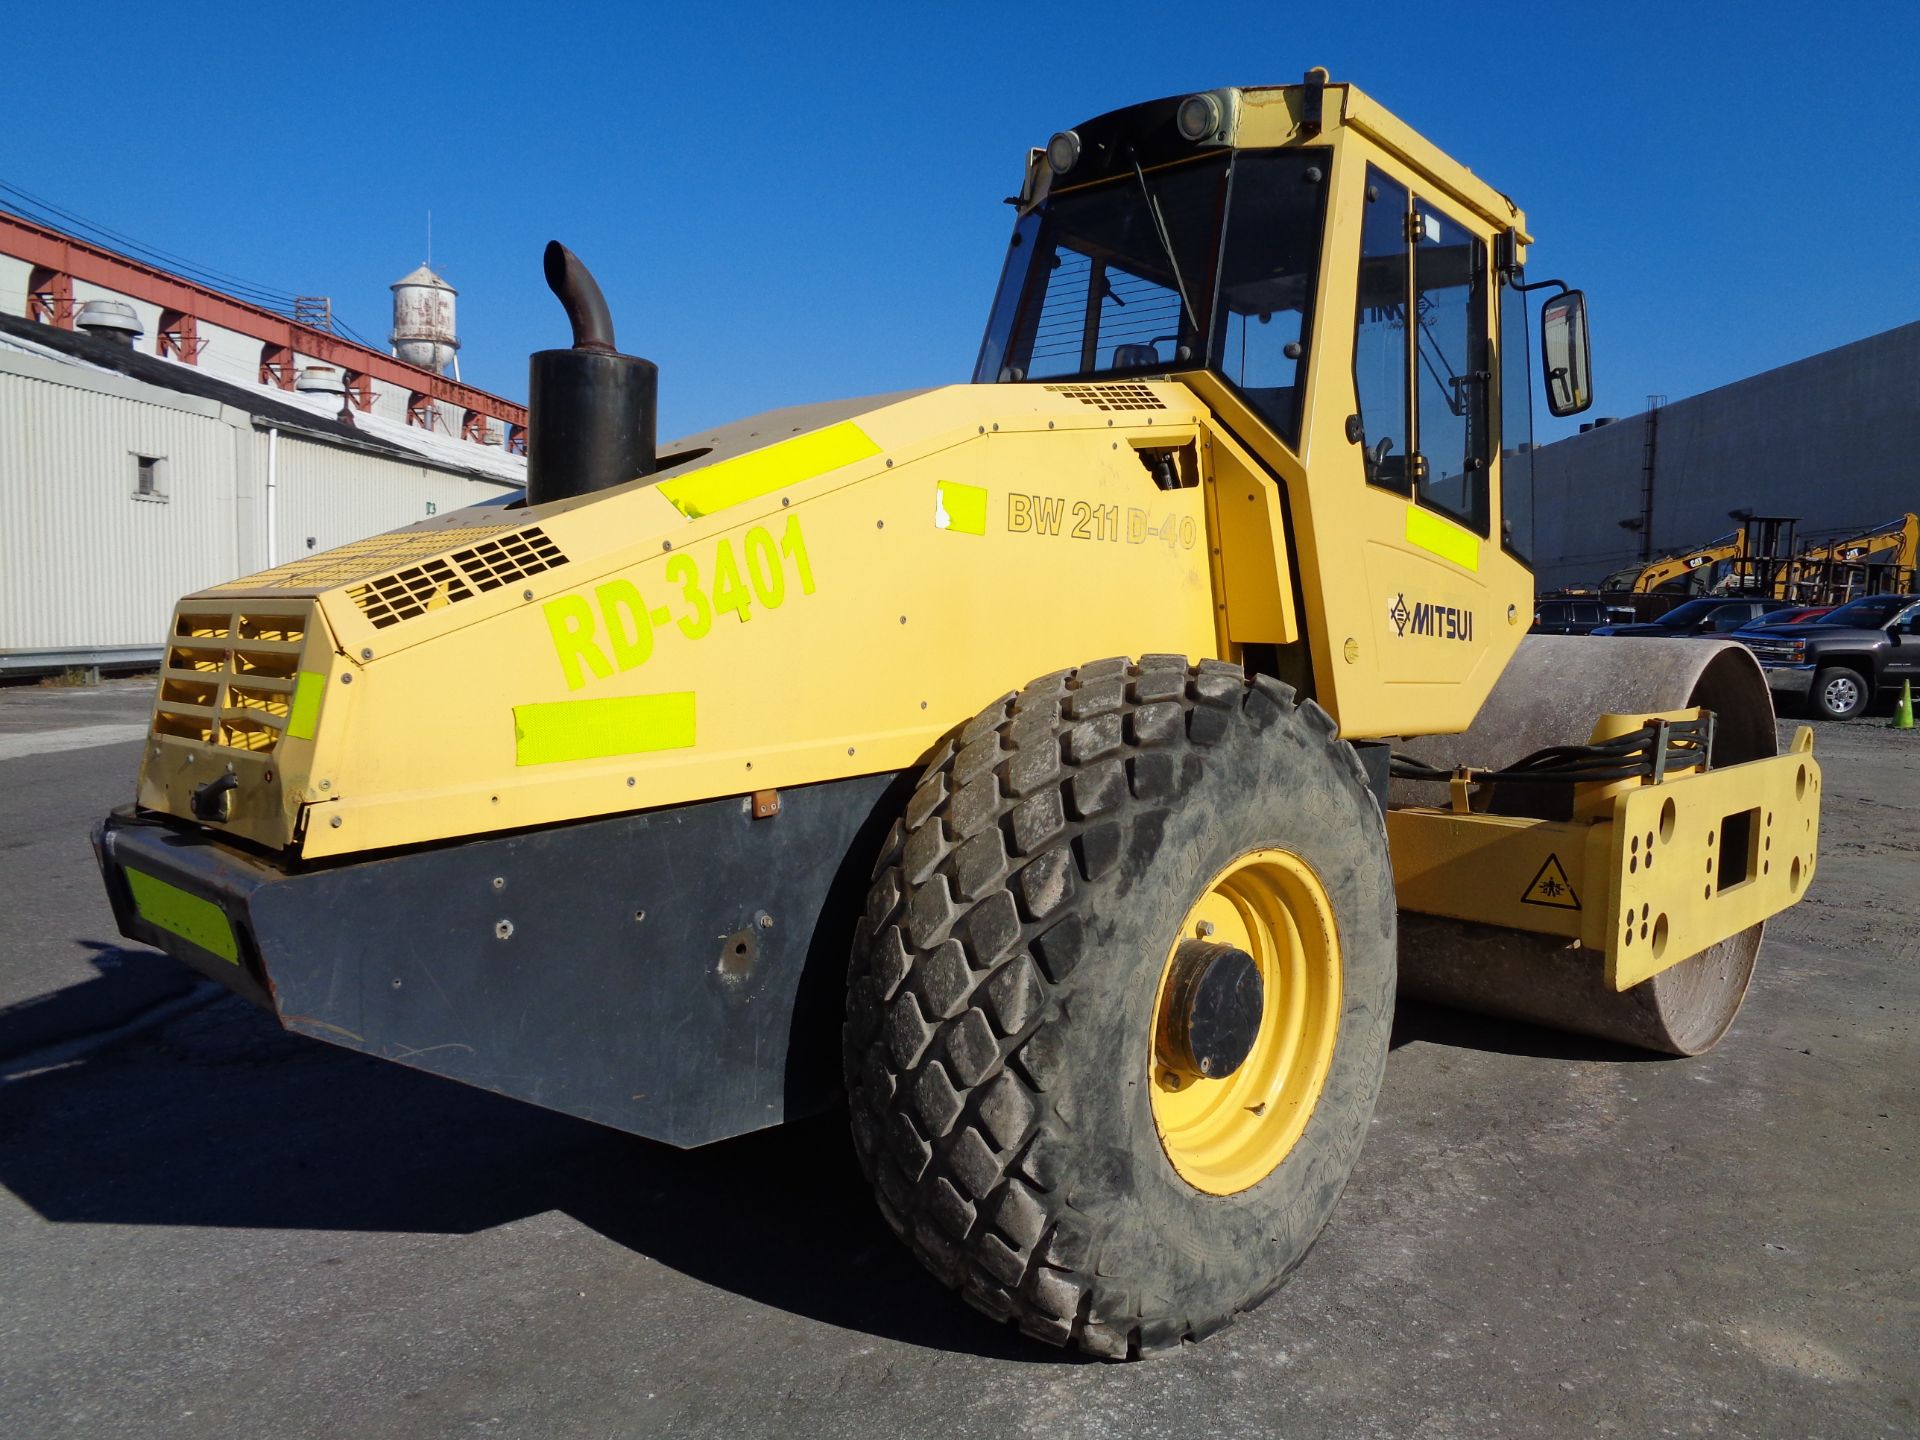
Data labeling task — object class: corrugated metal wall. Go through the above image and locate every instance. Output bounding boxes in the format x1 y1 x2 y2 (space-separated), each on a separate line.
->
259 430 514 563
2 361 516 658
0 368 242 650
1530 321 1920 591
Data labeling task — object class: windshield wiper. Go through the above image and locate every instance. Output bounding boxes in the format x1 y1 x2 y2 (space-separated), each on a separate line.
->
1129 151 1199 345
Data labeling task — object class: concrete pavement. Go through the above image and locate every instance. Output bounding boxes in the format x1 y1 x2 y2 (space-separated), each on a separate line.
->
0 680 207 1057
0 692 1913 1438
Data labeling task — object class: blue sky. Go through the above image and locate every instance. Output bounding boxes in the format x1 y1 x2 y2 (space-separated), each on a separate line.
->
4 1 1915 443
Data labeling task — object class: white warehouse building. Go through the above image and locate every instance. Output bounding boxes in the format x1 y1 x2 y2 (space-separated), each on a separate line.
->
0 309 523 674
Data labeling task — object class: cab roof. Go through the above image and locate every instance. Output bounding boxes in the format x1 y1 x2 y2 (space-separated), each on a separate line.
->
1053 77 1530 244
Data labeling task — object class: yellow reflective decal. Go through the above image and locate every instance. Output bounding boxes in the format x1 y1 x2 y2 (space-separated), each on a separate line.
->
125 867 239 964
1405 505 1480 572
286 670 326 741
514 692 697 766
935 480 988 536
657 423 881 520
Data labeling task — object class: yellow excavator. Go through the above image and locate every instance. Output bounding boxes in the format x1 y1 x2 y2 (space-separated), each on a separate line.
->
93 74 1822 1359
1602 529 1748 595
1787 512 1919 603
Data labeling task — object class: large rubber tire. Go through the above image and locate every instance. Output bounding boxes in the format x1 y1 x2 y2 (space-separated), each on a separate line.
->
1811 665 1869 721
842 656 1396 1359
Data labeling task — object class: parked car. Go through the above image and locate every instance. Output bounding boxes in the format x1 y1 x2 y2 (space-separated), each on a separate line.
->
1531 597 1632 635
1589 596 1798 637
1742 604 1835 629
1735 593 1920 719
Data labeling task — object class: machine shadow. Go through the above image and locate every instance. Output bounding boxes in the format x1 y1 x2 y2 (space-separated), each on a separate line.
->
0 941 199 1060
562 1106 1078 1364
0 986 1068 1364
1389 996 1660 1063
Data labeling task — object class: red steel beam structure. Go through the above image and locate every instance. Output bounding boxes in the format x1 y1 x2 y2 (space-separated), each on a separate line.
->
27 265 74 327
157 308 205 363
1 209 527 432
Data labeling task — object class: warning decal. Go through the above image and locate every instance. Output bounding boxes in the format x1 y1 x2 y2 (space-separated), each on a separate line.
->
1521 855 1581 910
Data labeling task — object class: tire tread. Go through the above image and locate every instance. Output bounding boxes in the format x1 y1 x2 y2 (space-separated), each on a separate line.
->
843 658 1376 1358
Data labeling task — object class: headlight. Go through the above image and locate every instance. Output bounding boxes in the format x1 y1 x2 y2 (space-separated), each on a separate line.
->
1045 130 1081 175
1176 93 1223 142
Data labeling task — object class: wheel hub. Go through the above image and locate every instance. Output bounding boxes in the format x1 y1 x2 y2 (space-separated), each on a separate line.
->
1148 848 1342 1195
1156 940 1264 1081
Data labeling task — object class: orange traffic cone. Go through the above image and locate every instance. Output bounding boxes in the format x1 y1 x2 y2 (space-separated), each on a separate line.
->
1897 679 1914 730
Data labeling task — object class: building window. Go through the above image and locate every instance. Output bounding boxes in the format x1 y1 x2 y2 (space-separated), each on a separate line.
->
133 454 169 502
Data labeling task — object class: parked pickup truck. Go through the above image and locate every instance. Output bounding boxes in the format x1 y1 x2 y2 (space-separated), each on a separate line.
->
1735 592 1920 719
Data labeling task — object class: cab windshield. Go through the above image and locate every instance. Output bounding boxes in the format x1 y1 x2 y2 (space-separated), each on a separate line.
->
975 150 1331 448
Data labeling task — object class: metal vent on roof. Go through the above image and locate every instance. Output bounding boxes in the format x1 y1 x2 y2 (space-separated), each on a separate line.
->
1043 382 1167 412
348 526 568 629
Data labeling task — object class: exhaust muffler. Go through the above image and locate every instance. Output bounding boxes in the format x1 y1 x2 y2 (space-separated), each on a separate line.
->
524 241 658 505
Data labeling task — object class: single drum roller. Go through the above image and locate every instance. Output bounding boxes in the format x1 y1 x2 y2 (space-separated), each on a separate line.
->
91 77 1826 1358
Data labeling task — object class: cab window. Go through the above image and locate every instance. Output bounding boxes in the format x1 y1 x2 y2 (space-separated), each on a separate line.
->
1412 202 1489 532
1352 169 1412 494
1498 272 1535 559
1351 175 1491 534
978 157 1229 382
1210 151 1331 448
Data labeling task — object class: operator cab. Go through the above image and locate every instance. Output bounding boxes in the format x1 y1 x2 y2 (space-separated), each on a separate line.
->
974 93 1327 453
976 80 1596 564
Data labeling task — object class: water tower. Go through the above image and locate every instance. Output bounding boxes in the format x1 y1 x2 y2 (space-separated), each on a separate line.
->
389 264 459 376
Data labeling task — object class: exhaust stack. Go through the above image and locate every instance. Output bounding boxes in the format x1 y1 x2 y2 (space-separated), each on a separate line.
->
524 241 658 506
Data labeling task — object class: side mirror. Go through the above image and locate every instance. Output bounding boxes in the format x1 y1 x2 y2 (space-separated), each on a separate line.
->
1541 290 1593 418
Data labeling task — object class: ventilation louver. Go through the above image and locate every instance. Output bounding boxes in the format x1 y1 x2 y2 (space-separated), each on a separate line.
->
211 526 512 593
153 608 307 756
1043 383 1167 412
348 527 568 628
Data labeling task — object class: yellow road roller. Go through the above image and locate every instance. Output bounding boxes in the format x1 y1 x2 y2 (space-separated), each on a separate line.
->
94 73 1823 1359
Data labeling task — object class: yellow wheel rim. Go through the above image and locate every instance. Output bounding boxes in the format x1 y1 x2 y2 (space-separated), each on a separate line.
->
1149 848 1342 1196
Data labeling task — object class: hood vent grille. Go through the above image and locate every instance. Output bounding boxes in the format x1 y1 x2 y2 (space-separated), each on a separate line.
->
212 526 512 593
348 526 568 629
1045 382 1167 412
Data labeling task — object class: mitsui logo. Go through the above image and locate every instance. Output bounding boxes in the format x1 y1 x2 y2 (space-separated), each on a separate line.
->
1388 592 1475 641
